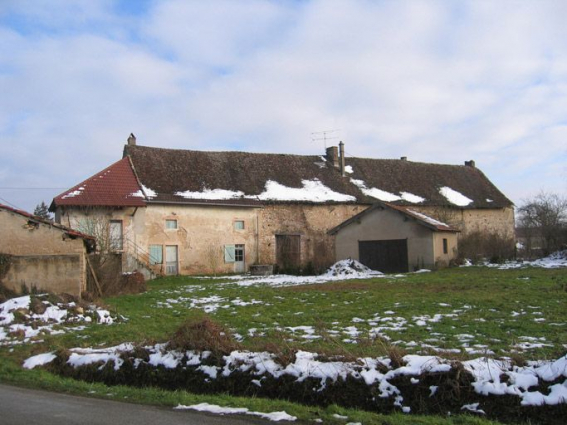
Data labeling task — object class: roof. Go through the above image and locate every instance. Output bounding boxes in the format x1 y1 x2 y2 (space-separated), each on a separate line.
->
0 203 95 242
328 202 459 235
122 144 512 209
51 157 146 209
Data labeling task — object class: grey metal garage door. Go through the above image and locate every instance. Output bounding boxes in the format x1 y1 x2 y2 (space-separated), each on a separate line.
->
359 239 408 273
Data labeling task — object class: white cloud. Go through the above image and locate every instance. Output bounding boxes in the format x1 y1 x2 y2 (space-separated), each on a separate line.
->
0 0 566 211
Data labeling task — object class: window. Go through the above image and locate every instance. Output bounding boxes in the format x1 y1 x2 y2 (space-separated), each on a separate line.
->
235 244 244 262
166 219 178 229
443 238 448 254
109 220 123 250
149 245 163 265
225 244 245 263
234 220 245 230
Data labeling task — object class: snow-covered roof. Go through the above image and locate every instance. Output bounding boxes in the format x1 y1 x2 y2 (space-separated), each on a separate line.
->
52 144 513 209
121 144 511 208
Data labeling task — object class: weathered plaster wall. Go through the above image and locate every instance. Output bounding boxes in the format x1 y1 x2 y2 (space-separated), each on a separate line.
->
139 205 259 274
432 232 458 268
58 205 260 275
0 209 87 296
334 207 440 270
258 204 368 270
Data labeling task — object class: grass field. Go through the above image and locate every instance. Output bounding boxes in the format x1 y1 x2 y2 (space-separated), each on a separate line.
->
1 265 566 424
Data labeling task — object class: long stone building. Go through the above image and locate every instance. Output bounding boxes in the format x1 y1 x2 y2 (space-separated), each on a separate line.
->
50 135 514 275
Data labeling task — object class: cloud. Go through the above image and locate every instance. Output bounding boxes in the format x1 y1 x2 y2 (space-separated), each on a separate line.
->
0 0 566 211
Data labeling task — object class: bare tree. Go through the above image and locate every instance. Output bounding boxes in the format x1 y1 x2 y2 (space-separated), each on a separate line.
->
75 214 123 254
517 192 567 256
205 245 221 275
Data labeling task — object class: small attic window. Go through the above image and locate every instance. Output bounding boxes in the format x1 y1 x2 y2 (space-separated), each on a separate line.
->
165 219 178 229
234 220 245 230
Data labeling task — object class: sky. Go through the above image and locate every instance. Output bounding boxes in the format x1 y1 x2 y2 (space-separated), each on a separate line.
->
0 0 566 213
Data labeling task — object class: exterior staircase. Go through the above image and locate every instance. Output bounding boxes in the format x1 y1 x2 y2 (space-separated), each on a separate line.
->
122 238 161 280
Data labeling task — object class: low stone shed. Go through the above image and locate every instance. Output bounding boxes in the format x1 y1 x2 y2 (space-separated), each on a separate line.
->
0 203 95 297
329 202 459 273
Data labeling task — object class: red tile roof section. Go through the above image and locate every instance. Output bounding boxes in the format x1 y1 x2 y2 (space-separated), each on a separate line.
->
0 203 95 240
52 157 146 208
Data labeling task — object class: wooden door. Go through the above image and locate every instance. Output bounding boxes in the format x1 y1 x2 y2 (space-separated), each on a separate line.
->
276 235 301 270
165 245 178 275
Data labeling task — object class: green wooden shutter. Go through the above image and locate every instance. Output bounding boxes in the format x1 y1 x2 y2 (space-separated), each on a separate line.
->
224 245 235 263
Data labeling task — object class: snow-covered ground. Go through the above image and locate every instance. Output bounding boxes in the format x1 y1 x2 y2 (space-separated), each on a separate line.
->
0 294 117 347
491 250 567 269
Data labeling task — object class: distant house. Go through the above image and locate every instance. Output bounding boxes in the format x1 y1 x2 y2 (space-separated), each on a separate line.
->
50 135 514 275
0 203 95 297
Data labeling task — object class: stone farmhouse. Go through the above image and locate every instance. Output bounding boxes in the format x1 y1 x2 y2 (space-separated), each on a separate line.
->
50 135 514 275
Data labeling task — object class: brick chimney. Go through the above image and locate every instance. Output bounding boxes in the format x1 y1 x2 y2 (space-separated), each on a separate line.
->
127 133 136 146
465 160 475 168
339 141 345 176
326 146 339 168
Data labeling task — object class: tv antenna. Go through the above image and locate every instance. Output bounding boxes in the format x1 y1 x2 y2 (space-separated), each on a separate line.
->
311 129 341 149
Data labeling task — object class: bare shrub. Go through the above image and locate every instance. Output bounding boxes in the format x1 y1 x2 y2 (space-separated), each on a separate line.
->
387 345 408 369
457 231 515 264
170 317 241 356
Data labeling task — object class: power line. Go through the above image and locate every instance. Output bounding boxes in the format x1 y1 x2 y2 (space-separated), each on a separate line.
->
0 196 25 210
0 187 67 190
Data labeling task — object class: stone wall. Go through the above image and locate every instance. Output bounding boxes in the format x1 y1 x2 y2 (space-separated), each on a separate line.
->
409 206 515 239
258 204 367 271
3 255 83 295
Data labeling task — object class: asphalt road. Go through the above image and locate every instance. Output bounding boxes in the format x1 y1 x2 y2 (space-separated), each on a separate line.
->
0 384 275 425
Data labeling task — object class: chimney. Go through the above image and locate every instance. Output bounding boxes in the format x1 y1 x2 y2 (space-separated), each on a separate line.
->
127 133 136 146
339 141 345 176
326 146 339 168
465 160 475 168
400 156 407 161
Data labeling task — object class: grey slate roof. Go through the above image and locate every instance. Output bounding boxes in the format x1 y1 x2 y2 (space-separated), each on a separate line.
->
123 144 512 209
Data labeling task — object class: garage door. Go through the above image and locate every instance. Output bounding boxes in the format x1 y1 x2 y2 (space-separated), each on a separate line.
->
359 239 408 273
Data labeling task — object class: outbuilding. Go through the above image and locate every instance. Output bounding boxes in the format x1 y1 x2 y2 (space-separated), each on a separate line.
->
0 203 95 297
329 202 459 273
